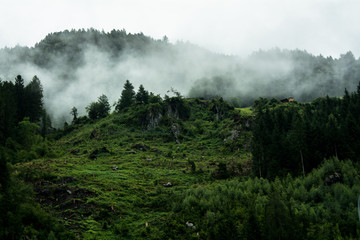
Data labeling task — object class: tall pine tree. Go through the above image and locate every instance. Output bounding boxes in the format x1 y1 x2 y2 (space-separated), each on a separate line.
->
24 75 43 122
116 80 135 111
135 84 149 104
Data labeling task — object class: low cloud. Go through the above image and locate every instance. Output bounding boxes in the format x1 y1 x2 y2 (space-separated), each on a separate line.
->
1 35 358 127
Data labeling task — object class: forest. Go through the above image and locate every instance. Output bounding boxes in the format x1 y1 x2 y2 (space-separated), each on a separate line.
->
1 29 360 239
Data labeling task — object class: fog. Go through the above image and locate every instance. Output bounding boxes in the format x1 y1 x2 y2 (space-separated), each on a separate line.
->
2 1 360 58
1 31 359 127
0 39 240 126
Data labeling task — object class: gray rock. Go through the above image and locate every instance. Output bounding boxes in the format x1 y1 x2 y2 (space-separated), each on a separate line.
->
186 221 196 229
163 182 173 187
224 130 240 142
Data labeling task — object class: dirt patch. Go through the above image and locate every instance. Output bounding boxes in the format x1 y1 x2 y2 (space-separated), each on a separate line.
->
34 177 98 223
36 185 96 204
56 176 77 184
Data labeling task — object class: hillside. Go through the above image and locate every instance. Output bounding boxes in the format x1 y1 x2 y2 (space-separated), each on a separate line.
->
13 97 253 239
1 85 360 238
2 28 360 239
7 94 360 239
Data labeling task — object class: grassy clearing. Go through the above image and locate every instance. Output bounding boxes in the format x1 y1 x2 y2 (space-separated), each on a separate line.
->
15 100 253 239
236 107 254 116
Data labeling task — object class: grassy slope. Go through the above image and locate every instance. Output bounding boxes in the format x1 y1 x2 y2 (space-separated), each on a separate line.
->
16 100 253 239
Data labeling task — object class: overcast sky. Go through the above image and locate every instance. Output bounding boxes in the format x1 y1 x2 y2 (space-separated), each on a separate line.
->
1 0 360 58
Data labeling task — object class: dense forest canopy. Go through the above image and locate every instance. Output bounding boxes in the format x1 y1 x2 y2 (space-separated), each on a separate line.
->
251 86 360 179
1 28 360 124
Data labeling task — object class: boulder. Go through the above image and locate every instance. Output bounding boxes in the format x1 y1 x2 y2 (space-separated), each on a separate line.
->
325 172 342 185
163 182 173 187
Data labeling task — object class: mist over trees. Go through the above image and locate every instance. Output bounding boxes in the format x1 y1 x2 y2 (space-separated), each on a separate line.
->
1 29 360 124
189 49 360 106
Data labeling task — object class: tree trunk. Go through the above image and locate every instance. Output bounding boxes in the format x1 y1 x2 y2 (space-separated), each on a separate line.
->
259 159 262 178
300 149 305 177
335 144 338 158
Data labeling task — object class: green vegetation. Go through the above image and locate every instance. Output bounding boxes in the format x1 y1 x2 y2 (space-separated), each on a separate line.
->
1 78 253 239
16 95 251 239
165 158 360 239
252 87 360 179
2 29 360 239
116 80 136 112
86 94 111 120
2 80 360 238
2 77 360 238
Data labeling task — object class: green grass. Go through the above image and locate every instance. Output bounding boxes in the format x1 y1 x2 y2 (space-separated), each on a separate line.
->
15 99 253 239
236 107 253 116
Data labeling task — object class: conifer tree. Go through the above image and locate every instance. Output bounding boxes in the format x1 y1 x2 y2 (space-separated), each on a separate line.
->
14 75 25 122
86 94 111 120
135 84 149 104
116 80 135 111
0 81 17 144
97 94 111 118
24 75 44 122
70 107 78 123
0 149 9 192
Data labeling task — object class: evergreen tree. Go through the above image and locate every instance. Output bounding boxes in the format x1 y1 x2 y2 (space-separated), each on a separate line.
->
0 149 9 192
14 75 25 122
70 107 78 123
287 114 307 176
86 94 111 120
135 84 149 104
325 113 340 158
24 75 44 122
0 81 17 144
265 191 292 239
97 94 111 118
116 80 135 111
41 110 52 139
86 102 100 120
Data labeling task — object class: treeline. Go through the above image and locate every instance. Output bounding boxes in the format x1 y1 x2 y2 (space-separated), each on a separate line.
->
68 80 191 129
252 83 360 179
189 50 360 105
68 79 237 134
0 75 47 145
0 28 170 72
2 29 360 108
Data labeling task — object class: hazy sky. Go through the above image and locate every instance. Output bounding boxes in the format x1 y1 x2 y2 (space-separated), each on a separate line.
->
1 0 360 58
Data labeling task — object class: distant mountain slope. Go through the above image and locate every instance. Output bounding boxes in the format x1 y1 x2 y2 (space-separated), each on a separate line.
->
1 29 359 124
